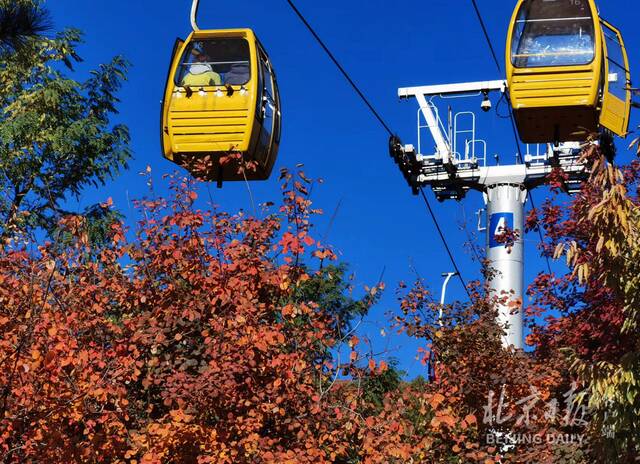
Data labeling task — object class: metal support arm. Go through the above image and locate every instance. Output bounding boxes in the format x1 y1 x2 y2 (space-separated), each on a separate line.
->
415 94 451 163
439 272 458 327
399 80 507 166
398 80 506 99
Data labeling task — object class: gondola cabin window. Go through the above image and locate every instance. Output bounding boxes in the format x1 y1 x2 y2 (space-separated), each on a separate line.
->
258 51 279 152
175 38 252 87
602 24 628 101
511 0 595 68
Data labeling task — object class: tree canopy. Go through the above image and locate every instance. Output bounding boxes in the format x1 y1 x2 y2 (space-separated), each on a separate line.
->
0 0 130 239
0 0 51 52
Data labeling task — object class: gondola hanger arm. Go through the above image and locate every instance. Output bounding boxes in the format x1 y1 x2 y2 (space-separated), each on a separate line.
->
191 0 200 31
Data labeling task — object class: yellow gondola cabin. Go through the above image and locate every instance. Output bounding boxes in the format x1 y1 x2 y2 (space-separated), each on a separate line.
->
161 29 281 182
506 0 631 144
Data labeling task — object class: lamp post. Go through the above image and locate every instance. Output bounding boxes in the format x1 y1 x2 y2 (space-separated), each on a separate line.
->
439 272 458 327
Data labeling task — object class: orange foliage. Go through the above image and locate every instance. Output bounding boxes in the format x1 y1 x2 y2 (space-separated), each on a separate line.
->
0 168 592 463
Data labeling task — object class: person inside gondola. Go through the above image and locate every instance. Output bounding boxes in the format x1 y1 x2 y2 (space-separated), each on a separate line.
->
224 62 250 85
223 40 250 85
181 45 222 87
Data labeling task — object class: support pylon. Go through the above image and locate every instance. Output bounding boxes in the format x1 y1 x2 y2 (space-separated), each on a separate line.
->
485 184 526 348
391 80 588 349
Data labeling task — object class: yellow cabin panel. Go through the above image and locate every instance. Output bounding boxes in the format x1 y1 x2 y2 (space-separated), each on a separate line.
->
167 90 254 153
509 67 600 109
170 117 249 127
511 77 593 92
169 110 248 120
599 96 626 134
510 70 595 91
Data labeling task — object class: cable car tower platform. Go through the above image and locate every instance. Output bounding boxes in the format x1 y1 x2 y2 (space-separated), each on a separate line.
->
391 80 590 349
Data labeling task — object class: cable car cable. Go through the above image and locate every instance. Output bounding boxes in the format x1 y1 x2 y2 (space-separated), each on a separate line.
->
284 0 472 299
527 191 554 277
284 0 394 137
420 189 472 299
470 0 502 73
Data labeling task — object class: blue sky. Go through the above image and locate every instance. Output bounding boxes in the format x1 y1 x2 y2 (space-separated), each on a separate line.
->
48 0 638 377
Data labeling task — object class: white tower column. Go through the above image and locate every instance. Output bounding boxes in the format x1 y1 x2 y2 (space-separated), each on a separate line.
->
485 184 526 349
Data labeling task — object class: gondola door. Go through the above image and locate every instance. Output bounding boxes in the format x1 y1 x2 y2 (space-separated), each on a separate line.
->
256 46 280 176
599 21 631 137
161 38 185 161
